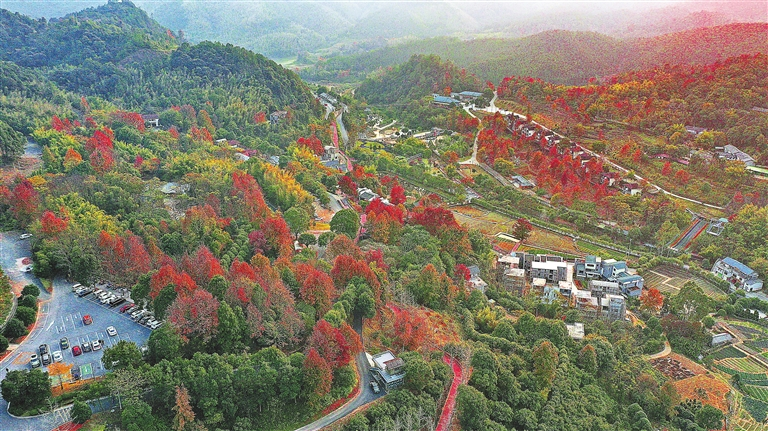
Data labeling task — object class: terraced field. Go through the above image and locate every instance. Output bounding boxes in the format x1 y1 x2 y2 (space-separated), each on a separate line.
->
708 346 747 361
720 357 768 374
643 264 726 300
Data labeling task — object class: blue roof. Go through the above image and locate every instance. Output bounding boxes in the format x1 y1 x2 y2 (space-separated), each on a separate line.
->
722 257 756 276
511 175 534 187
585 255 597 264
459 91 483 97
616 273 642 282
433 95 460 104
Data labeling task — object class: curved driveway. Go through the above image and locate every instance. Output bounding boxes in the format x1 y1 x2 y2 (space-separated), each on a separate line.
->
0 231 151 430
294 315 384 431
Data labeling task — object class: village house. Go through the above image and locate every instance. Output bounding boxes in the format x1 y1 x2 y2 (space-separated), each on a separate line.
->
456 91 483 102
141 113 160 128
718 144 756 166
432 94 461 107
368 350 405 392
510 175 535 189
712 257 764 292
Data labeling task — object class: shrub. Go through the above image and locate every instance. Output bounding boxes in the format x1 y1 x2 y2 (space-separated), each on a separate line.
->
0 334 8 352
18 295 37 310
3 318 27 339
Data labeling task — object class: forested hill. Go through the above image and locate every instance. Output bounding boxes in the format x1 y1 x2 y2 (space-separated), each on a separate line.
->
0 2 319 139
302 22 768 85
356 54 485 106
0 1 177 67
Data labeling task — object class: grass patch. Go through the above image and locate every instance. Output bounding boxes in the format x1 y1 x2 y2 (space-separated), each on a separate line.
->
39 277 52 293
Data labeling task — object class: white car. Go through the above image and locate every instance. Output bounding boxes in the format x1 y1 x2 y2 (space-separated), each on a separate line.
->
91 340 102 351
106 326 117 336
19 233 32 240
52 351 63 362
71 283 82 292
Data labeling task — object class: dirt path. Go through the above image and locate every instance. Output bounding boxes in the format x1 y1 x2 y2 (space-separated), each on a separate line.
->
435 354 463 431
648 341 672 360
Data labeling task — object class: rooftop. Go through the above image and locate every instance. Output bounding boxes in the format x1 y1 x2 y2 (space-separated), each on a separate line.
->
532 260 568 271
566 322 585 340
721 257 757 277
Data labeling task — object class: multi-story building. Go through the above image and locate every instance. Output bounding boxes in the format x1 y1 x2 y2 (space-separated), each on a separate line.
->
369 351 405 392
501 268 526 296
530 261 573 284
712 257 764 292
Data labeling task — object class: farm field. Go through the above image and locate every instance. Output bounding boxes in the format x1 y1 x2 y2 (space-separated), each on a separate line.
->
673 374 730 413
643 264 727 300
719 357 768 374
708 346 747 361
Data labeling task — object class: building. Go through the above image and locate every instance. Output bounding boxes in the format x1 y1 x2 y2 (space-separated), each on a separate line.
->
369 350 405 391
712 257 764 292
270 110 288 125
601 294 627 321
615 273 643 297
720 144 756 166
566 322 585 340
501 268 526 296
747 165 768 178
530 260 573 284
511 175 535 189
141 114 159 128
601 260 628 280
711 332 733 347
160 182 189 195
456 91 483 102
618 180 642 196
575 255 603 278
589 280 622 298
432 94 461 107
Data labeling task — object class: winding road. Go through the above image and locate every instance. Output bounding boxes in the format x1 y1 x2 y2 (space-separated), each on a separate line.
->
294 314 384 431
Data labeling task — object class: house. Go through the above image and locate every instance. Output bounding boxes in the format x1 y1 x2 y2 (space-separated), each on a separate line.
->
589 280 622 298
615 273 643 297
469 274 488 293
319 92 338 105
369 350 405 391
432 95 461 107
601 294 626 321
456 91 483 102
566 322 585 340
141 114 160 128
501 268 526 296
575 255 602 278
685 126 706 135
267 156 280 166
720 144 756 166
530 260 573 284
601 260 628 280
496 254 521 282
357 187 379 202
711 332 733 347
712 257 763 292
511 175 535 189
270 110 288 125
618 180 642 196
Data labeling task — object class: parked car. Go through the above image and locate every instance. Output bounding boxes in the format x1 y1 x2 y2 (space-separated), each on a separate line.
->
131 309 147 320
370 381 380 394
77 287 93 297
29 354 40 368
83 315 93 325
52 351 63 362
81 342 92 353
106 326 117 336
60 337 69 350
71 368 81 381
19 233 32 240
110 297 126 308
23 266 33 273
39 344 49 355
148 320 162 330
72 346 82 356
139 315 153 324
91 340 102 351
120 303 135 313
41 353 51 366
71 283 82 292
92 288 102 297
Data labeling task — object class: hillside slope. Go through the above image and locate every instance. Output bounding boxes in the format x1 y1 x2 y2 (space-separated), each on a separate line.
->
303 23 768 85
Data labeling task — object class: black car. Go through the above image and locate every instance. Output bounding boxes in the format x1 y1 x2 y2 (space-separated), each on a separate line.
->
39 344 49 355
41 353 51 366
109 297 126 308
82 342 92 353
60 337 69 350
71 368 81 381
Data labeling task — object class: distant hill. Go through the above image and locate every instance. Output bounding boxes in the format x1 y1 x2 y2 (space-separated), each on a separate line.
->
0 1 318 138
3 0 763 60
356 54 484 106
303 23 768 85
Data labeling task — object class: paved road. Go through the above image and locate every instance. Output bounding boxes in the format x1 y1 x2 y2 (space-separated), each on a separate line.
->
294 315 384 431
647 341 672 360
0 231 151 430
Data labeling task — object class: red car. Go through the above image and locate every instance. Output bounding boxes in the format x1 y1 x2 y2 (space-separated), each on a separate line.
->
83 315 92 325
72 345 82 356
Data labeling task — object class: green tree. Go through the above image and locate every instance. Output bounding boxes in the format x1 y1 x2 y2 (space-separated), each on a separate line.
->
318 231 336 247
0 119 24 162
216 301 245 353
330 209 360 239
103 340 144 370
403 357 434 392
147 323 183 364
342 414 369 431
4 318 27 339
19 295 37 309
299 233 317 246
14 306 36 326
1 369 51 412
0 334 9 352
284 207 310 239
695 404 724 430
532 340 559 387
21 284 40 297
71 400 92 424
667 282 715 321
122 399 162 431
152 284 177 320
206 274 229 301
456 384 489 431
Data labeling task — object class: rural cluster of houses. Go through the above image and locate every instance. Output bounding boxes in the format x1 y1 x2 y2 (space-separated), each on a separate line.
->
431 91 485 107
469 252 648 322
711 257 764 292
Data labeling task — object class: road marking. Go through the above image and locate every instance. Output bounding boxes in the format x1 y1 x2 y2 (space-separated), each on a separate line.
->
46 321 54 331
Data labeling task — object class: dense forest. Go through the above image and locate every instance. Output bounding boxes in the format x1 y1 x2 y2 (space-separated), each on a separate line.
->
0 2 766 431
302 23 768 85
